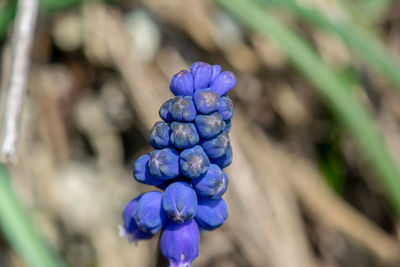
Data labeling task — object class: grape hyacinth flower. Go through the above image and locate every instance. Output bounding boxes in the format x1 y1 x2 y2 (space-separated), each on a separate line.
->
218 96 233 120
193 89 220 114
149 122 172 149
191 62 214 91
223 119 231 133
120 62 236 266
169 96 197 122
163 181 197 223
119 195 153 243
210 71 237 96
179 145 210 179
133 191 168 234
159 99 174 122
200 132 230 159
195 198 228 231
211 145 233 169
148 148 180 180
170 70 194 96
170 122 199 149
195 112 225 139
133 154 165 186
161 220 199 267
192 164 228 199
210 65 221 83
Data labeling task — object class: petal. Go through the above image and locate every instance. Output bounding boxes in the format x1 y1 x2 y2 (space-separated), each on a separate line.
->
210 65 221 85
179 146 210 179
193 89 220 115
159 99 174 122
210 71 236 96
169 96 197 122
170 122 199 149
210 145 232 169
200 132 230 159
121 194 153 242
194 112 225 139
170 70 194 96
218 96 233 120
133 191 168 234
160 220 199 267
148 121 171 149
195 198 228 230
223 119 231 133
162 181 198 223
134 154 165 186
122 195 141 231
192 164 228 199
190 62 213 91
149 148 180 180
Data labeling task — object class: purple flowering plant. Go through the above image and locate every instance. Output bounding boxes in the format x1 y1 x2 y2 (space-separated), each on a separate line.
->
119 62 236 266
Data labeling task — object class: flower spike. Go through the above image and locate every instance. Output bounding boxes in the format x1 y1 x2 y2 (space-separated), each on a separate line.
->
121 62 236 266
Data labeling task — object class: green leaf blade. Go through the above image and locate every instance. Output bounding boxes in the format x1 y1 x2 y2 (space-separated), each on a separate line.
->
215 0 400 215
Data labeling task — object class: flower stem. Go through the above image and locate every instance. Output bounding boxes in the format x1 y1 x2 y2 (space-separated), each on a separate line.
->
0 163 65 267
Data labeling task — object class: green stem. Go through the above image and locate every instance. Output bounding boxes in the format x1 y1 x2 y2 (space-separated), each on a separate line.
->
0 164 65 267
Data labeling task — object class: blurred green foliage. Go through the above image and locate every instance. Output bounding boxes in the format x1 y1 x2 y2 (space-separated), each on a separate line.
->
0 0 84 40
0 164 65 267
254 0 400 91
0 1 16 40
319 142 345 194
353 0 391 21
39 0 84 12
216 0 400 215
1 0 400 265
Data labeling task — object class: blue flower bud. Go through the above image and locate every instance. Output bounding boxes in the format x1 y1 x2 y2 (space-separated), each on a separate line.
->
195 198 228 230
193 88 220 115
169 96 197 122
133 154 165 186
170 70 194 96
190 62 213 91
159 99 173 122
192 164 228 199
210 145 232 169
170 122 199 149
122 195 140 231
148 122 171 149
162 181 198 223
149 148 180 180
195 112 225 139
133 191 168 234
160 219 199 267
210 65 221 84
200 132 230 159
179 145 210 179
218 96 233 120
210 71 236 96
120 195 153 243
223 119 231 133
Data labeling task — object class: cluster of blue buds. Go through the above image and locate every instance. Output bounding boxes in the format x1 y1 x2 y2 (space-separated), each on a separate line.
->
120 62 235 267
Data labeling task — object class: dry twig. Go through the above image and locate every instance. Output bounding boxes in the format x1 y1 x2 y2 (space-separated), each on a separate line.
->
1 0 39 164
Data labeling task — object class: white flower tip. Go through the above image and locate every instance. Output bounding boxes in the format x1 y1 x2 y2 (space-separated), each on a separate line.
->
118 225 138 245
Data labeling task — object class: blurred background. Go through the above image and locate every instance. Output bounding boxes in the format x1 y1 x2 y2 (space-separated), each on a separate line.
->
1 0 400 266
